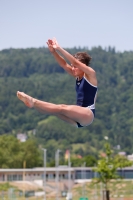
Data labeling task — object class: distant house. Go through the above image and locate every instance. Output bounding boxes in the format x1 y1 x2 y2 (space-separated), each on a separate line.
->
118 152 126 156
127 154 133 161
17 133 27 142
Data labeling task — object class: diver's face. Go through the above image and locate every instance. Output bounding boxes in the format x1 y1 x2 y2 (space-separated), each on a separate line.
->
71 64 84 77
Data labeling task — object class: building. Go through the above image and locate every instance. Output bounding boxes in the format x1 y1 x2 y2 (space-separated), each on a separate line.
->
0 166 133 182
127 154 133 161
17 133 27 142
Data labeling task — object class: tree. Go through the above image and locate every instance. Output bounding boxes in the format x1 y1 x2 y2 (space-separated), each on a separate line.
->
0 135 43 168
83 155 97 167
93 141 133 200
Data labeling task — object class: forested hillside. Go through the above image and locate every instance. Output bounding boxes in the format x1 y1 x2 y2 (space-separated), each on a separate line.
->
0 46 133 160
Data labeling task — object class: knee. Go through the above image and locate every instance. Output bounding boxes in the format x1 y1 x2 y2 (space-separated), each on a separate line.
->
59 104 68 113
60 104 67 109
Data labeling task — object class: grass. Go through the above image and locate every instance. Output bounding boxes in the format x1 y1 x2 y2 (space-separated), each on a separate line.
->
73 180 133 199
72 143 86 152
0 180 133 200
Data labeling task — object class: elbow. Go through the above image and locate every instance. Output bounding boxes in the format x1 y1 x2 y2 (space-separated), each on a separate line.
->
92 70 96 78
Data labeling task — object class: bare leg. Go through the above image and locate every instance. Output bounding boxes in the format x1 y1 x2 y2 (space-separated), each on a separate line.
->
34 107 78 127
17 92 78 127
55 114 78 127
17 91 94 126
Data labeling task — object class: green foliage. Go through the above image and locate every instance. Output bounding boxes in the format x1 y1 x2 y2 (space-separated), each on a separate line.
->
70 155 97 167
0 135 42 168
83 155 97 166
0 182 15 191
0 47 133 160
93 142 133 190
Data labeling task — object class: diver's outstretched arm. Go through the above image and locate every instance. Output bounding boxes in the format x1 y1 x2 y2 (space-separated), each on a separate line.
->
47 39 74 76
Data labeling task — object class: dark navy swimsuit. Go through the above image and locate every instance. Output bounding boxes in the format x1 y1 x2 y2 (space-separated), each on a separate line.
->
76 76 98 128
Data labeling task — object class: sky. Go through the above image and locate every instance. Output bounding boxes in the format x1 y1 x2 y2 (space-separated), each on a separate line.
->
0 0 133 52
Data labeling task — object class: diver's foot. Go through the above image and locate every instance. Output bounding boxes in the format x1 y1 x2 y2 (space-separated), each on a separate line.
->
17 91 34 108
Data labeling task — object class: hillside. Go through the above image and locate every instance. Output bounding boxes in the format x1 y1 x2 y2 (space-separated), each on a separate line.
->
0 47 133 159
